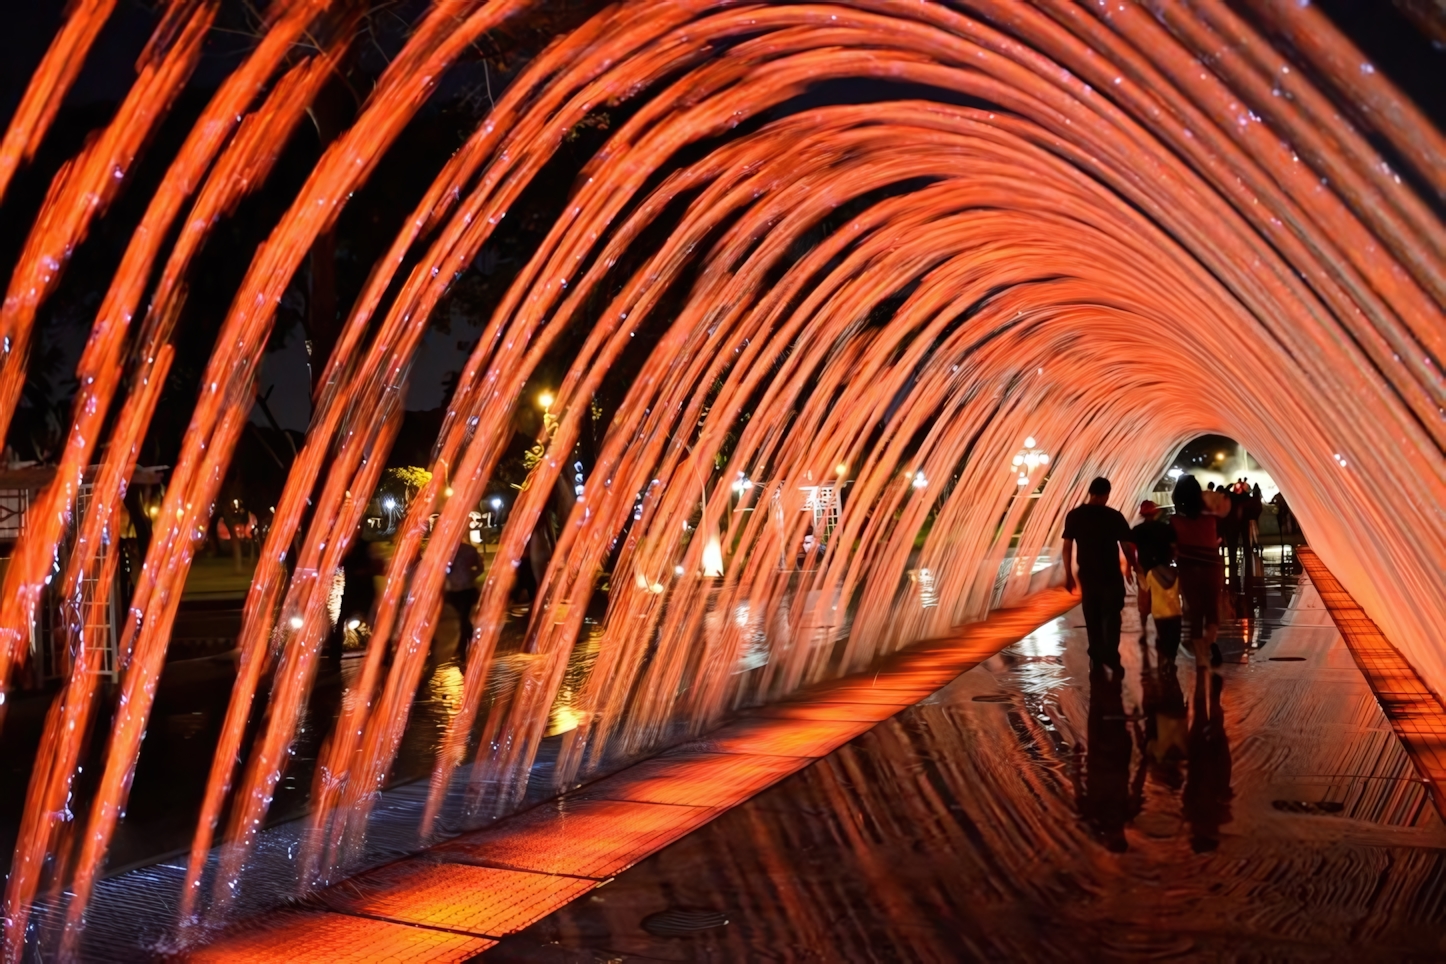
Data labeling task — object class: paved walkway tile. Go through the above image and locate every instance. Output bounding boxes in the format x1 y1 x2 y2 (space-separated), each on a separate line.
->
739 701 905 722
575 751 808 808
665 716 880 758
317 862 596 938
432 798 718 879
187 910 493 963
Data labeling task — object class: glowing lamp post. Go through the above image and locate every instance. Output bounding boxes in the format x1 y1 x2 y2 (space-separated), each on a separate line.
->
1010 436 1050 488
702 535 725 577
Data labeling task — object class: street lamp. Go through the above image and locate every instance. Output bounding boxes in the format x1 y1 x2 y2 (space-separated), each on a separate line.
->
702 537 724 577
1010 437 1050 488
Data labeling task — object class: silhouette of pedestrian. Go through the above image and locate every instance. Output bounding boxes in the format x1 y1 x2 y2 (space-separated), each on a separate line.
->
1063 477 1139 671
1131 500 1175 642
1220 485 1244 589
1170 475 1226 667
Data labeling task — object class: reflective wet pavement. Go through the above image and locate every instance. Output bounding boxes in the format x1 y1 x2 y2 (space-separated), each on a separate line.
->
185 593 1070 962
490 573 1446 962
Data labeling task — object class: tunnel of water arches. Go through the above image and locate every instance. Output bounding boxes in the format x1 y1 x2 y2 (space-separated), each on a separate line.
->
0 0 1442 956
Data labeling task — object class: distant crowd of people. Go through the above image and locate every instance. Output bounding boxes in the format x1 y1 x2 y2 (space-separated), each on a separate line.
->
1062 475 1292 673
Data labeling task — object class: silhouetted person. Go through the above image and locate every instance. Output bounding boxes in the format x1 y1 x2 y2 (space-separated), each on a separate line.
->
1270 490 1294 537
328 536 377 663
1131 500 1175 641
1063 477 1139 670
445 539 484 658
1243 484 1264 582
1171 476 1225 667
220 496 250 575
1219 485 1244 590
1078 670 1137 852
524 510 556 604
1184 672 1233 852
122 483 153 561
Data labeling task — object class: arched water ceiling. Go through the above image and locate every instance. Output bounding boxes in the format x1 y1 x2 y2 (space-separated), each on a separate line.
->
0 0 1440 952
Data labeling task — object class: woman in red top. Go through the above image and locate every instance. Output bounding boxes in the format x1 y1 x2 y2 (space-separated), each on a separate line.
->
1170 476 1225 667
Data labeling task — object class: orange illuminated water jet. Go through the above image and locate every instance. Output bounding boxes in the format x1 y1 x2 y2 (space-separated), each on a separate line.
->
0 0 1440 958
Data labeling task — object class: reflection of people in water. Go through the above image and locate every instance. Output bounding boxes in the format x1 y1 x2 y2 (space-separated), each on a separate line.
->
1183 672 1234 852
1142 665 1188 790
1077 671 1141 852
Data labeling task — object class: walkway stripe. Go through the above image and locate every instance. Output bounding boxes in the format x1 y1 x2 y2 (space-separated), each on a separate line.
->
1298 548 1446 816
189 588 1073 962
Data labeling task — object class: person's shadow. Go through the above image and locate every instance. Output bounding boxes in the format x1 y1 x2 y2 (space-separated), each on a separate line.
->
1076 670 1139 852
1183 672 1234 852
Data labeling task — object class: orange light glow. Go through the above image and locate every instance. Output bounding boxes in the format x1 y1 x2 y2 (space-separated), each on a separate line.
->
0 1 1441 958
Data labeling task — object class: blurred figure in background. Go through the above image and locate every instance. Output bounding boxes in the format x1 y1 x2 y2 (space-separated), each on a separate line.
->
445 538 485 659
1244 483 1264 580
1271 490 1295 537
1219 483 1244 589
1172 476 1227 668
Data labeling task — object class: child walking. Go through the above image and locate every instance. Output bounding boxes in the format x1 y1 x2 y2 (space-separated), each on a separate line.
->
1145 563 1183 663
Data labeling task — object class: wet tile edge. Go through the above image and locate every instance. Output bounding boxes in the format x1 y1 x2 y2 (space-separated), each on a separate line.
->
1298 548 1446 819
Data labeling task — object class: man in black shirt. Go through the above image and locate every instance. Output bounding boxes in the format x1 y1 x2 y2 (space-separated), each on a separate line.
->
1063 477 1139 669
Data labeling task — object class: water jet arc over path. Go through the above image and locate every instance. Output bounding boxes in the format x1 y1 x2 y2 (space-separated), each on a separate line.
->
0 0 1440 957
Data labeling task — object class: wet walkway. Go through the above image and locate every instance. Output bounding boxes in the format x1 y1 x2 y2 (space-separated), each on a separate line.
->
188 594 1071 962
490 572 1446 961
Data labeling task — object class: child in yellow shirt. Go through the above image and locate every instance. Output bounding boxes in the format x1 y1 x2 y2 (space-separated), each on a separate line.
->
1145 564 1183 663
